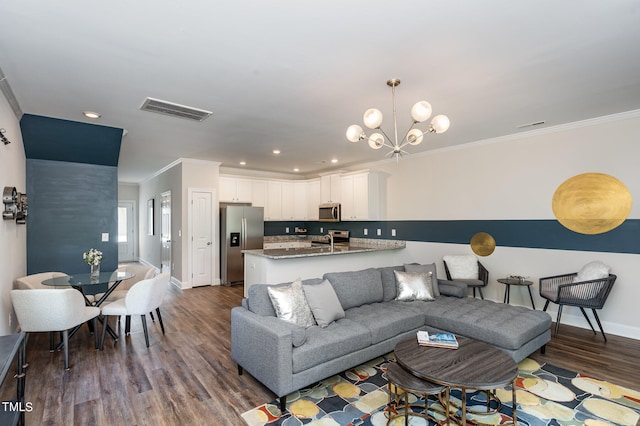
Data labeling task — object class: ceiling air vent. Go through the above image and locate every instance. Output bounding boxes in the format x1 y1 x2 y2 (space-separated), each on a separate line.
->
140 97 212 122
516 120 546 129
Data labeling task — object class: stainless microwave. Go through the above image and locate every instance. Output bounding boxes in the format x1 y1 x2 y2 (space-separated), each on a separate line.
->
319 203 341 222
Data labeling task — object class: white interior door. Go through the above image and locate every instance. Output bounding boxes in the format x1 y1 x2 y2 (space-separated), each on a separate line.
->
161 191 172 273
191 190 213 287
118 201 135 262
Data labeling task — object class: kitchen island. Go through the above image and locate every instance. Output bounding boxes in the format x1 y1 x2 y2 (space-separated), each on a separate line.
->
242 238 406 296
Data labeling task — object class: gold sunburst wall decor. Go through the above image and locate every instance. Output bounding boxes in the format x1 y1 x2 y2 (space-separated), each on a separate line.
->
552 172 632 235
470 232 496 256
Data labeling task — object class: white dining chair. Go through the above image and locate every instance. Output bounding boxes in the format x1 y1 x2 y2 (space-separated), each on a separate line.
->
95 264 156 303
11 289 101 370
100 272 170 349
14 271 69 290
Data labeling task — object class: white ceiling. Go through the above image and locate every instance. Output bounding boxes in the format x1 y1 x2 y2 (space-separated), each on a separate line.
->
1 1 640 183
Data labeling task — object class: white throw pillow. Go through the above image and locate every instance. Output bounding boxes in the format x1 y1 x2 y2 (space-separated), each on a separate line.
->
575 261 610 282
267 278 316 327
570 261 610 299
443 255 478 279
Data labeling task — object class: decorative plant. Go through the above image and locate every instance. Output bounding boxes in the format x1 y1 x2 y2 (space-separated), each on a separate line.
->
83 248 103 266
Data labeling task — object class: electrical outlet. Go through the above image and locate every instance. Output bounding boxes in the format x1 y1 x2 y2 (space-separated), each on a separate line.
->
377 229 382 236
320 227 324 233
391 229 396 237
101 233 109 242
285 227 290 233
363 228 368 236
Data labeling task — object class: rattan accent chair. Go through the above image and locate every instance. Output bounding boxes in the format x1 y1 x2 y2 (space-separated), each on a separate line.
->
539 272 616 341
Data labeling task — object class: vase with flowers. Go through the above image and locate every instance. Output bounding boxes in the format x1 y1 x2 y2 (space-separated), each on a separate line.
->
83 248 103 278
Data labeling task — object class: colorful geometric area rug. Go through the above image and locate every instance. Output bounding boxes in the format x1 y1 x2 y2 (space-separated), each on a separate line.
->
241 353 640 426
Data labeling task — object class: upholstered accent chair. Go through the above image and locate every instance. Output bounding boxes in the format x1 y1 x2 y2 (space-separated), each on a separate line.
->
443 254 489 299
11 289 100 369
539 271 616 341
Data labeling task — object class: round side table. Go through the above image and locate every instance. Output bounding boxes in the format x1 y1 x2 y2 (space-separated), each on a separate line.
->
498 278 535 309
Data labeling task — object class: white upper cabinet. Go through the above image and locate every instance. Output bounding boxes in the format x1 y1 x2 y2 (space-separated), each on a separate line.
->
219 176 253 202
251 180 266 207
307 179 320 220
340 171 383 220
293 182 308 220
265 181 283 221
320 174 341 203
220 171 382 222
267 181 310 221
281 182 295 220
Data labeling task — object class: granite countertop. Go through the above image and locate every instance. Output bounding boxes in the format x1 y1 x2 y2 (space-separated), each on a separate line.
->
244 238 406 259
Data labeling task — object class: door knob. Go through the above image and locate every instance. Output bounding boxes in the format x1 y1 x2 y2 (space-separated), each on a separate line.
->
207 242 211 245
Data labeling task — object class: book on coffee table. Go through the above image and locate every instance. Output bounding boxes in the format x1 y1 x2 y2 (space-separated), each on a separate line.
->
416 331 459 349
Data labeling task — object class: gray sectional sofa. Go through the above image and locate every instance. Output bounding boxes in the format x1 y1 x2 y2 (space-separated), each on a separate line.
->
231 264 552 410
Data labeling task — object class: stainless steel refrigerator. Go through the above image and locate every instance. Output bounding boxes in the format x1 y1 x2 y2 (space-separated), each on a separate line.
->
220 204 264 285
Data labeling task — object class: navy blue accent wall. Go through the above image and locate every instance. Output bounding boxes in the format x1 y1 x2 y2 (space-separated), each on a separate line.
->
26 159 118 275
265 219 640 254
21 114 123 166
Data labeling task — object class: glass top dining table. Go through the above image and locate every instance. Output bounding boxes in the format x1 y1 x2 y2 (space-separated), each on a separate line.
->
41 270 135 346
42 271 135 306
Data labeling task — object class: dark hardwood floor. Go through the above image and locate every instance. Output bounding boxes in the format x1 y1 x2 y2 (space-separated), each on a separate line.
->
2 284 639 425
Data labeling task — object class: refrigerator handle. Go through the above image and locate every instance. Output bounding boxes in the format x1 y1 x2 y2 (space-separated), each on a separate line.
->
241 217 247 250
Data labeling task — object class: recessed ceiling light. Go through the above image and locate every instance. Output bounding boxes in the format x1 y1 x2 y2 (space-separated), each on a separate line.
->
239 161 246 166
273 149 281 155
83 111 101 119
293 168 300 172
331 159 338 164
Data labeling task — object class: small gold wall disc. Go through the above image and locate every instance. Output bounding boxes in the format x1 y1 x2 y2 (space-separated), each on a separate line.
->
552 172 632 235
470 232 496 256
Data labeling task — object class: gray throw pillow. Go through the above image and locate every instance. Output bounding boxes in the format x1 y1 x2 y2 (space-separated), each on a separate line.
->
394 270 435 302
404 263 440 297
267 278 316 327
303 280 345 328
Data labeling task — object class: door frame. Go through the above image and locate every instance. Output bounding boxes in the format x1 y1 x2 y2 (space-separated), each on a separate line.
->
188 187 218 288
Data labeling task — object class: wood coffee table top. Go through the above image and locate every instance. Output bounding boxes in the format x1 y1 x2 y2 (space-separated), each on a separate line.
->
394 335 518 390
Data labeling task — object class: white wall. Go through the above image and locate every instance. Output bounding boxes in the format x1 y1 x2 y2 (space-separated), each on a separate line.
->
138 159 219 288
366 111 640 339
0 93 26 335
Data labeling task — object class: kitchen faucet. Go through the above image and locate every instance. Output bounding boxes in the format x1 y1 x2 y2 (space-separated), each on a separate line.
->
324 233 334 251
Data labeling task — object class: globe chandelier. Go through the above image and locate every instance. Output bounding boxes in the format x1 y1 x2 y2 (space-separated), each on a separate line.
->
346 79 450 160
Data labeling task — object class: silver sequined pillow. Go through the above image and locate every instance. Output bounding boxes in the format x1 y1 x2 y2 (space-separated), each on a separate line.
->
394 270 435 302
267 278 316 327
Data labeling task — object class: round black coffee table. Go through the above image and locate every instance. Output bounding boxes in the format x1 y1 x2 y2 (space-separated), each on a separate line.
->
395 335 518 425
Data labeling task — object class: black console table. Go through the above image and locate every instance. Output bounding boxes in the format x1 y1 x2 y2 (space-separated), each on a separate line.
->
0 333 26 426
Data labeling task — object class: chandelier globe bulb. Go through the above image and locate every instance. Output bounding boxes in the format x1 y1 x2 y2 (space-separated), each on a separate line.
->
430 115 450 133
368 133 385 149
363 108 383 129
406 129 424 145
411 101 432 123
346 124 364 142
